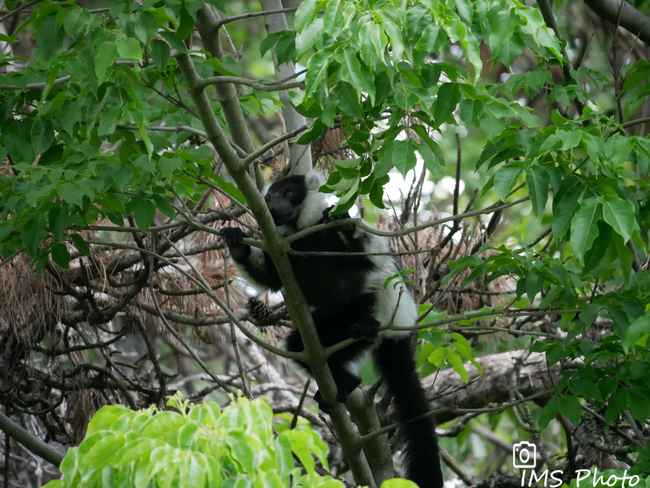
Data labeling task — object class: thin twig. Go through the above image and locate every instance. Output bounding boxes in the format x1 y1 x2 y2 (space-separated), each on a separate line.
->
223 248 252 398
291 380 311 430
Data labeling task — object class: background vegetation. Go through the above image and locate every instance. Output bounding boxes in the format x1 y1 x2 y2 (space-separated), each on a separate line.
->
1 0 650 486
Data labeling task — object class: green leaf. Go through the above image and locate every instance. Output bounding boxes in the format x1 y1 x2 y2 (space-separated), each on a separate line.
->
601 196 635 243
159 31 189 54
152 194 177 220
151 39 171 70
295 0 319 30
380 479 420 488
494 164 523 200
340 48 366 97
538 398 558 431
137 11 159 44
70 234 91 256
498 34 525 67
304 49 331 95
116 38 142 61
487 8 512 56
570 198 600 262
392 141 417 177
159 156 182 180
433 83 461 128
623 315 650 353
42 481 63 488
557 395 582 425
459 98 484 126
334 82 362 119
51 243 71 269
296 17 324 53
212 175 246 204
446 349 469 382
98 105 120 137
260 32 280 56
132 198 157 232
323 0 341 34
552 181 583 239
31 118 55 154
0 220 14 243
57 183 84 208
20 215 48 256
63 7 92 38
95 41 118 82
526 165 550 217
176 1 196 40
605 389 628 424
113 163 134 191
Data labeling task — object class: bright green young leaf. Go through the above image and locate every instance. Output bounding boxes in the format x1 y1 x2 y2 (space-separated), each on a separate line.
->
381 479 420 488
446 349 469 382
294 0 320 31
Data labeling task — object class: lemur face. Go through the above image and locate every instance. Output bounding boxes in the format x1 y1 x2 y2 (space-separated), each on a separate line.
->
264 175 308 226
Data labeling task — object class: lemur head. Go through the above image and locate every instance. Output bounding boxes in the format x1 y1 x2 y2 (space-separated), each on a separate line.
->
264 171 327 231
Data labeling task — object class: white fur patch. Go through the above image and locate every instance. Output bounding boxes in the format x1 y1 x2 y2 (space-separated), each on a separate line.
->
305 170 325 191
361 233 418 338
344 351 370 376
296 191 328 230
232 248 271 293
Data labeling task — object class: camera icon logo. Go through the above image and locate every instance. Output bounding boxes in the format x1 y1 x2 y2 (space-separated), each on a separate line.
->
513 441 537 469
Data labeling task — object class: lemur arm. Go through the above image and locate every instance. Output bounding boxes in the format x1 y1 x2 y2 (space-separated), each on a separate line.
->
221 228 282 292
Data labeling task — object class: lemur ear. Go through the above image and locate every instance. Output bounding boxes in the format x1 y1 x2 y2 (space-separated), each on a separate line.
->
305 171 325 191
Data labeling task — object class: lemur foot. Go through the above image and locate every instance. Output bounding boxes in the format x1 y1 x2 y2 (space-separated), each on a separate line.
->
314 387 352 414
314 390 333 414
349 319 380 341
221 227 244 243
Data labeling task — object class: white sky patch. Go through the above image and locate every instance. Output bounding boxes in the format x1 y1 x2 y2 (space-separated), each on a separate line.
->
383 156 435 205
433 175 465 200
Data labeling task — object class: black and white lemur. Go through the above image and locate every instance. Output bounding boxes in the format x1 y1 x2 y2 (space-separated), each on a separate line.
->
222 171 442 488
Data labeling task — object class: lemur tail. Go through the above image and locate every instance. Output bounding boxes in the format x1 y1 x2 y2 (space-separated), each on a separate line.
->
372 336 443 488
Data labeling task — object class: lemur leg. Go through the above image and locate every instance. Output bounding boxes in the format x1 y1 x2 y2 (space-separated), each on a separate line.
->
286 311 371 412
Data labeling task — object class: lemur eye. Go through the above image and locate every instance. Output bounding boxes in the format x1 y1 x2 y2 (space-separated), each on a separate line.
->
285 191 293 198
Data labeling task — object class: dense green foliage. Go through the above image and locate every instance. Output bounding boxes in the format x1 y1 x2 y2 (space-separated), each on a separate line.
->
42 395 342 488
1 0 650 486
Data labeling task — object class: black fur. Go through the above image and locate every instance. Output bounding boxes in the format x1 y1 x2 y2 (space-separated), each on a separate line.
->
374 338 443 488
222 172 443 488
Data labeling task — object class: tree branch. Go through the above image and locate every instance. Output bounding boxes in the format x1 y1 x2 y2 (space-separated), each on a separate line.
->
0 411 64 467
584 0 650 45
198 75 305 92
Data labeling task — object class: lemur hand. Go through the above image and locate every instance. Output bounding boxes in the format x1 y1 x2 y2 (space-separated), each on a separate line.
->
221 227 249 262
321 206 350 224
221 227 245 243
